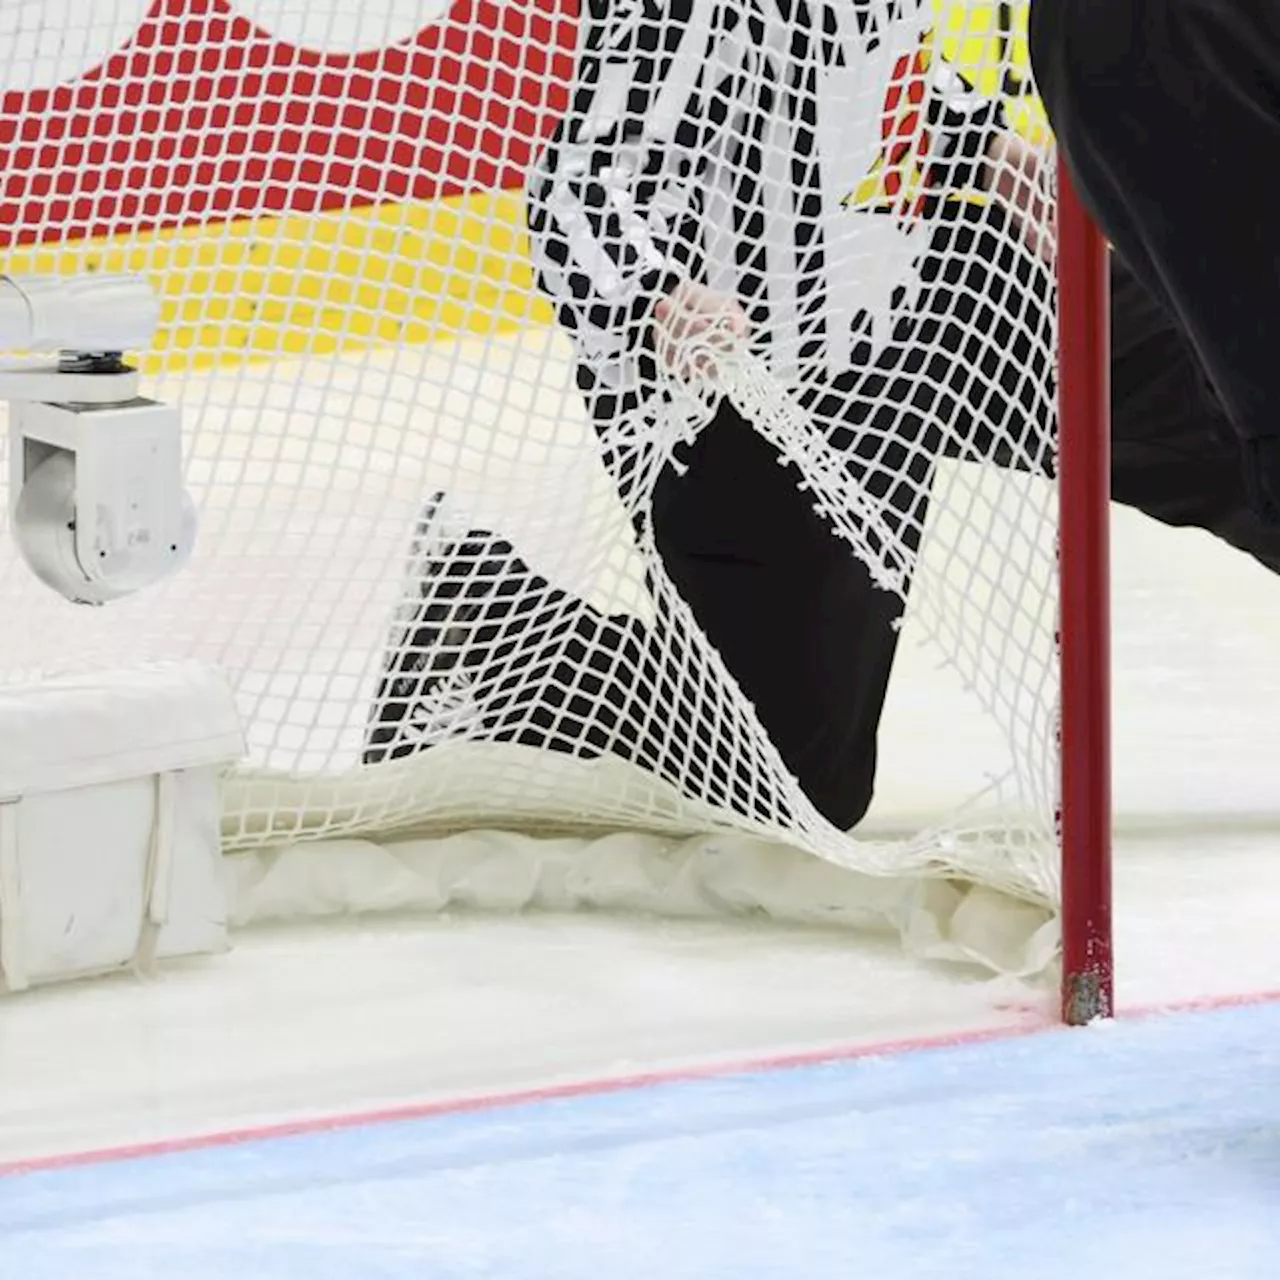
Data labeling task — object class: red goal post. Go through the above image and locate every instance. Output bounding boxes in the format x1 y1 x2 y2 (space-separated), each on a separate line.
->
1056 163 1113 1024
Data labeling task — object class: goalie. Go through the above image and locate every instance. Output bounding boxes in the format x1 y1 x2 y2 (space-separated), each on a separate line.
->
365 0 1280 831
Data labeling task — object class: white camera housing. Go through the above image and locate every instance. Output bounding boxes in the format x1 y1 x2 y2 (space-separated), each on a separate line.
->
11 396 196 605
2 274 195 605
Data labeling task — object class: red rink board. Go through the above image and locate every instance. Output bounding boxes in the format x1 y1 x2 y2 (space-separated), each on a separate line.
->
0 0 579 247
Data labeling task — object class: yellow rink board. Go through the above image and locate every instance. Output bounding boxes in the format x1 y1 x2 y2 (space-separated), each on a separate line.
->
1 191 554 377
0 3 1042 378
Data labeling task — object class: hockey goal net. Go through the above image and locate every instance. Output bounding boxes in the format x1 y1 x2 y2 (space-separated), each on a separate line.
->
0 0 1109 1010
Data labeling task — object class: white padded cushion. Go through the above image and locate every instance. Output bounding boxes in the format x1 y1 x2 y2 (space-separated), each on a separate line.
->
0 661 243 798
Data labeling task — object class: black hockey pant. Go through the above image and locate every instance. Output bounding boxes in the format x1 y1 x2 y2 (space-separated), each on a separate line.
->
1029 0 1280 457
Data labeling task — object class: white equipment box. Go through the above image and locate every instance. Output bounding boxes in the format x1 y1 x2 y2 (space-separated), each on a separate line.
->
0 662 243 992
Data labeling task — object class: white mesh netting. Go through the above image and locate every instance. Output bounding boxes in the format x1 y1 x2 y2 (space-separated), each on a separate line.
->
0 0 1068 971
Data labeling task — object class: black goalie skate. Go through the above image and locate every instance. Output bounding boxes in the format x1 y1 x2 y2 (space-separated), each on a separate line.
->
363 493 643 765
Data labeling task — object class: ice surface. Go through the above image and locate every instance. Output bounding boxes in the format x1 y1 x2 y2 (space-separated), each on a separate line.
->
3 1000 1278 1280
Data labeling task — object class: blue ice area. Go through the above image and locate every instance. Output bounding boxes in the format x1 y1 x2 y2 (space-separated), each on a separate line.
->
2 1003 1278 1280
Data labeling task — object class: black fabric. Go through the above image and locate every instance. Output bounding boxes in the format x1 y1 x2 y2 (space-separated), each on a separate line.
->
625 208 1048 828
1109 257 1280 571
1029 0 1280 466
648 399 903 829
579 249 1280 829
